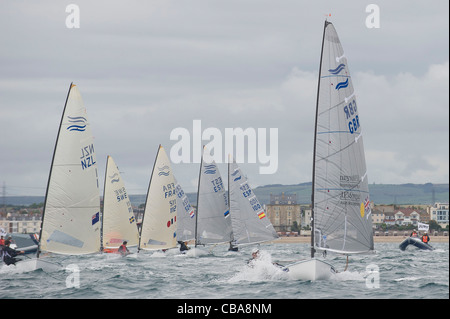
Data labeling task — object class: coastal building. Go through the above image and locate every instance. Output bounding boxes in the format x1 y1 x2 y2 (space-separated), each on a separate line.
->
429 203 449 228
371 208 385 225
383 212 396 226
394 208 423 227
0 215 40 234
266 193 301 233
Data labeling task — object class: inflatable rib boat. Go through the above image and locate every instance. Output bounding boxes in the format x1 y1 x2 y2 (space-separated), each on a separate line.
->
399 237 434 251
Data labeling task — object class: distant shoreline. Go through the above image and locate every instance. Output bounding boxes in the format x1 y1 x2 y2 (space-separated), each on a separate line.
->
269 236 449 244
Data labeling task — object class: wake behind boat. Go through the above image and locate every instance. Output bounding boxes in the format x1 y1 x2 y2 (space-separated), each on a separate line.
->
284 21 374 281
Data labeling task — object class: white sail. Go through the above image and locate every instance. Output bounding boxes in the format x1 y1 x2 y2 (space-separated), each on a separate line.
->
229 160 278 245
139 145 177 251
312 22 374 255
102 156 139 249
196 152 232 245
39 83 101 255
175 179 196 242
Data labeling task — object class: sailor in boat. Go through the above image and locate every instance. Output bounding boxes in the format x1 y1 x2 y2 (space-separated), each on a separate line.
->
421 232 430 245
117 241 130 256
410 229 418 238
178 241 190 253
0 235 5 246
247 248 261 267
228 242 238 252
247 248 288 271
0 240 25 266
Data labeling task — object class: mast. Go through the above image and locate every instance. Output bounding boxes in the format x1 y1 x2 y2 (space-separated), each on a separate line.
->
138 145 161 252
227 154 233 248
194 146 205 247
311 21 329 259
100 155 110 252
37 82 73 258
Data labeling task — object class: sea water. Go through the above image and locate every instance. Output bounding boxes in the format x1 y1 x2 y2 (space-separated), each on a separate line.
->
1 242 448 301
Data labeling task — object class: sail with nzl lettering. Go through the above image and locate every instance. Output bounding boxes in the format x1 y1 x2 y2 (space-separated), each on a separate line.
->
39 83 101 255
102 156 139 250
139 145 177 251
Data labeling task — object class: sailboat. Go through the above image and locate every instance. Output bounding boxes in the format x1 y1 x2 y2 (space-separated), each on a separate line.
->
175 179 196 244
285 21 374 281
37 83 101 257
2 83 97 271
228 158 279 248
138 145 177 251
195 148 233 248
102 155 139 253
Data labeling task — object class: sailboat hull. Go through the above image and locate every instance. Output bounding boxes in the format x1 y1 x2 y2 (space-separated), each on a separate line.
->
286 258 336 281
1 258 61 273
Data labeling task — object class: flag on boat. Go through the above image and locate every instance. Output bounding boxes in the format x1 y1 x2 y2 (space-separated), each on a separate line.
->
418 222 429 232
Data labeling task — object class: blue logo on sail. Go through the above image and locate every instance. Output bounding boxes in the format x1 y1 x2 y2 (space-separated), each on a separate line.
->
231 170 241 182
158 165 170 176
67 116 87 132
328 63 345 75
109 173 120 184
204 164 216 175
335 78 349 90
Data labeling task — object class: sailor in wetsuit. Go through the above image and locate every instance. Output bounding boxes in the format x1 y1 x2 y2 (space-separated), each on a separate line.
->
178 241 190 253
1 240 25 266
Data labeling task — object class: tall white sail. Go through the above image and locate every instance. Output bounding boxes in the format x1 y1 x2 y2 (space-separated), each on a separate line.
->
175 179 196 242
229 160 278 245
39 83 101 255
312 22 374 255
139 145 177 251
196 152 232 246
102 156 139 249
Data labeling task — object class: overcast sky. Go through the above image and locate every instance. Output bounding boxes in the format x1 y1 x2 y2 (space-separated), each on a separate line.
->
0 0 448 197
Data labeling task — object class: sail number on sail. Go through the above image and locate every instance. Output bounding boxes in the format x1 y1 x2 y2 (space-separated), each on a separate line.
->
80 144 96 170
211 177 224 193
343 99 360 134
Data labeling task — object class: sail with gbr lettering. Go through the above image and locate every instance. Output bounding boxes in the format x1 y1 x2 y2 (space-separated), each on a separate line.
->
139 145 177 251
285 21 374 281
312 21 374 255
102 156 139 250
38 83 101 255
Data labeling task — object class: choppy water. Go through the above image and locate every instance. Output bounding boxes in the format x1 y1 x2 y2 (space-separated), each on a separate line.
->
1 242 448 301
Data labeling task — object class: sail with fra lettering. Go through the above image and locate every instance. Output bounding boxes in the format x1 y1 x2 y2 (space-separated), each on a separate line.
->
228 160 278 246
312 21 374 255
102 156 139 250
195 149 232 246
139 145 177 251
39 83 101 255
